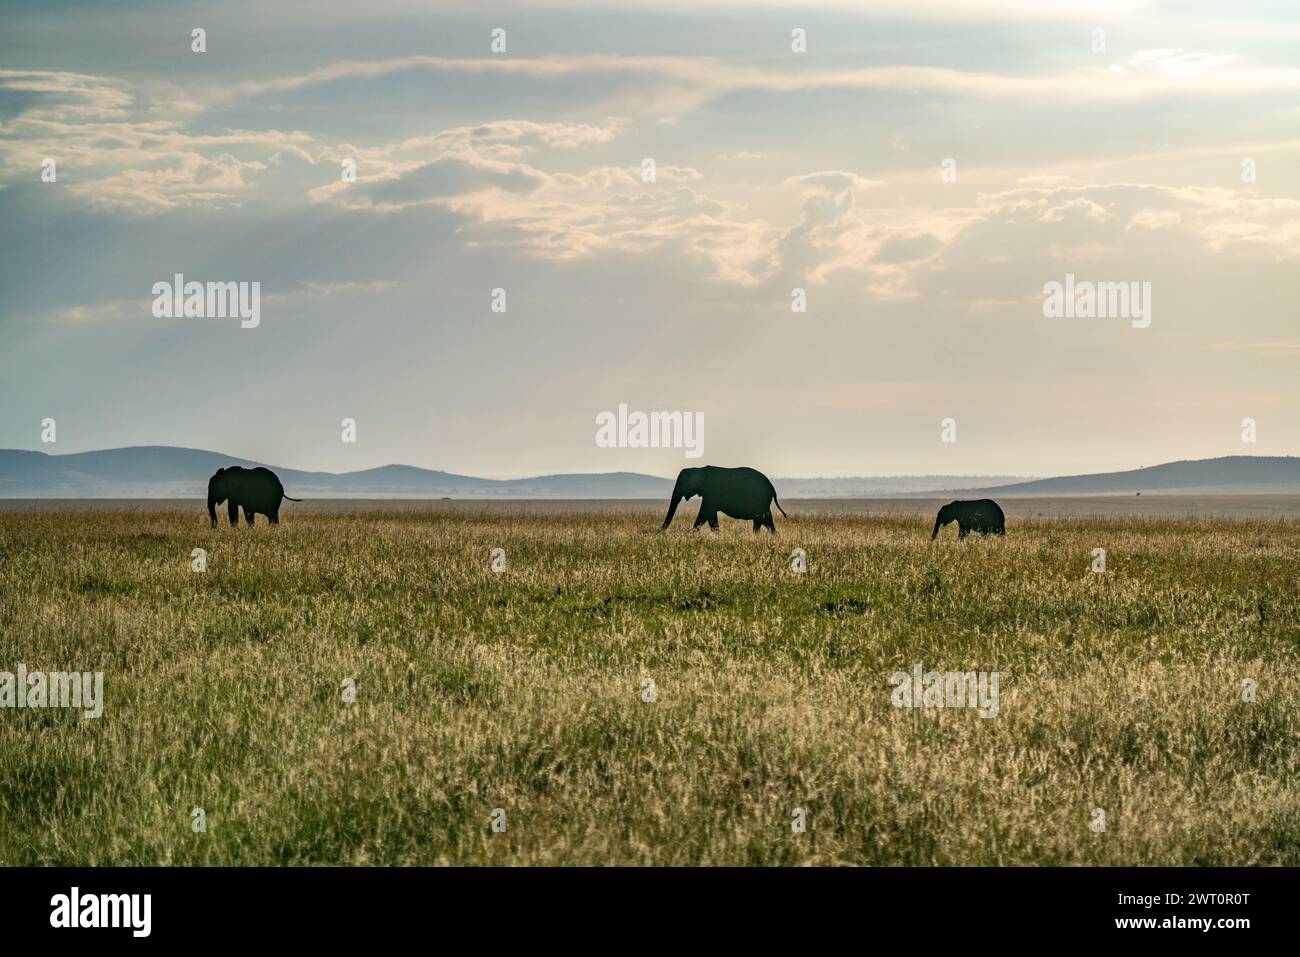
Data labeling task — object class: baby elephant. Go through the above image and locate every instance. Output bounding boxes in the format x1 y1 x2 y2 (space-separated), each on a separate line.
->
207 466 302 527
662 465 787 532
932 499 1005 539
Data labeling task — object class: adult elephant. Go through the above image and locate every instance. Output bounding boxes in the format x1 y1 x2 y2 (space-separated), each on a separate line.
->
661 466 787 532
931 499 1005 539
207 466 301 527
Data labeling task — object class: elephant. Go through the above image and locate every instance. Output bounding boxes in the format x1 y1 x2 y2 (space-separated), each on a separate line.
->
661 465 787 532
207 466 301 527
931 499 1005 539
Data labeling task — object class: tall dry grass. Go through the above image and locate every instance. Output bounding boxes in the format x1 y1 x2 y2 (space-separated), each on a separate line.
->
0 508 1296 864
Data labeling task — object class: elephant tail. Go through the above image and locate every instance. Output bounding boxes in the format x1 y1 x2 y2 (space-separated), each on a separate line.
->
282 494 303 502
771 489 787 517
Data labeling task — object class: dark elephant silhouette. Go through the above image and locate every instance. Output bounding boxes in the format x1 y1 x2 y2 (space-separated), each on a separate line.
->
931 499 1005 539
661 465 787 532
207 466 301 527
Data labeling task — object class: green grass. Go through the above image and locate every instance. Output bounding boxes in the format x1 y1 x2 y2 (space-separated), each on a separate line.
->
1 507 1297 865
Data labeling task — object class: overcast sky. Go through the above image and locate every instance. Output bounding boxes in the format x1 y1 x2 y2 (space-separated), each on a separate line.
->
2 0 1297 478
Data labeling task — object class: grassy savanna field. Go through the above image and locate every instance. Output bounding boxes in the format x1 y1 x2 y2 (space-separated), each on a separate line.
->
1 503 1297 865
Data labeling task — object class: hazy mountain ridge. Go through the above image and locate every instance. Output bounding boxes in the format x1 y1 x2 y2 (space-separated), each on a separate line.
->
0 447 685 498
0 447 1030 498
931 456 1300 497
0 447 1295 498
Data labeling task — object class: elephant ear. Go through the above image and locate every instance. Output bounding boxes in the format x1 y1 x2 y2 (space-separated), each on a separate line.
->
216 467 225 474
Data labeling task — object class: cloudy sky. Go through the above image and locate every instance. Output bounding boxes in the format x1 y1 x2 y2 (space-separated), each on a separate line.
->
2 0 1297 479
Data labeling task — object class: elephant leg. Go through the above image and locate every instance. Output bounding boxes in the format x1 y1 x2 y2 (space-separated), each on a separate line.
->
958 525 968 539
244 507 255 526
753 517 763 533
707 512 719 531
228 501 239 527
269 510 279 525
693 501 709 529
765 512 776 533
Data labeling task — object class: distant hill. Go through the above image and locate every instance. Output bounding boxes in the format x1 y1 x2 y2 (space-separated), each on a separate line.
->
935 456 1300 497
1 447 1294 499
770 476 1035 497
0 447 673 498
0 446 1032 499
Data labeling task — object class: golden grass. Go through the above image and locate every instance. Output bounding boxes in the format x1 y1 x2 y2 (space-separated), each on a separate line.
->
0 507 1296 864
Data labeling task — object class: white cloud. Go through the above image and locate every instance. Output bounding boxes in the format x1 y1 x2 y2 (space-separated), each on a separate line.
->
0 71 315 212
71 153 268 212
0 70 133 122
229 53 1300 119
1128 49 1237 77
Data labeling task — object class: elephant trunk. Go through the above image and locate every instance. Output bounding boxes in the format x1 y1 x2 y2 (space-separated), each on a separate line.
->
662 479 683 529
208 495 218 528
931 515 942 540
